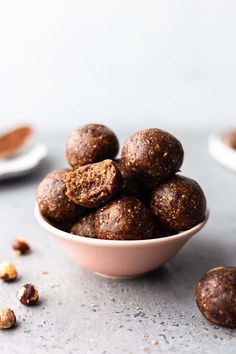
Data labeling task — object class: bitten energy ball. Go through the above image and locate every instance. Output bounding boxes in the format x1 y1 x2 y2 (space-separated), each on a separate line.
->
0 261 17 282
95 197 155 240
66 160 122 208
37 169 85 222
151 175 206 231
0 308 16 329
18 284 39 306
71 212 96 238
195 266 236 328
66 124 119 168
121 128 184 185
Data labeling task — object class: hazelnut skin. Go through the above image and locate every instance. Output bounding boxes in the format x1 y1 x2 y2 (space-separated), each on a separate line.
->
195 266 236 328
18 284 39 306
0 261 17 282
0 308 16 329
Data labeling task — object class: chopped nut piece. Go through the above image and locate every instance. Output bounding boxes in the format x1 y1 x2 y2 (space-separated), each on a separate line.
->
0 261 17 282
18 284 39 306
12 238 30 255
0 308 16 329
151 339 159 346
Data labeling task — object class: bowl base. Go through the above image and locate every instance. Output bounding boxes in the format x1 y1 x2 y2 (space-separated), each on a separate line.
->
94 271 140 280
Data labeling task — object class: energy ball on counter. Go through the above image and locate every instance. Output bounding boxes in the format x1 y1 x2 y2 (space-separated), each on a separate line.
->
65 160 122 208
95 197 155 240
0 308 16 329
71 212 96 238
151 175 206 231
66 124 119 168
195 266 236 328
37 169 85 222
121 128 184 185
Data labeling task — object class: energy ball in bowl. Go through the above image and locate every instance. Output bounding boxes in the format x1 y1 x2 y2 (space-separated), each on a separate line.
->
114 159 149 202
95 196 155 240
37 169 85 222
151 175 206 231
66 124 119 168
71 212 96 238
65 160 122 208
121 128 184 185
195 266 236 328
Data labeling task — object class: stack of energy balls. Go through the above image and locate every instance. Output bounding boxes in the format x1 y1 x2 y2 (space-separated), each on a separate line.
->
36 124 207 240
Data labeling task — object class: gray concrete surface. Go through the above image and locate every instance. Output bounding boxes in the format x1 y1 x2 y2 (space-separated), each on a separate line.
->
0 129 236 354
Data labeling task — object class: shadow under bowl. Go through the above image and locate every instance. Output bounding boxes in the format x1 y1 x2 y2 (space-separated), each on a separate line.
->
35 204 209 279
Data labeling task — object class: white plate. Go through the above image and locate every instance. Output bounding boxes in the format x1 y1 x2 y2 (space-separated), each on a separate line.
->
208 130 236 171
0 143 47 181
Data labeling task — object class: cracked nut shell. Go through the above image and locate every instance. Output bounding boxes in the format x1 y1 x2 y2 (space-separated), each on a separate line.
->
12 238 30 255
65 160 122 208
95 196 155 240
151 175 206 231
18 284 39 306
0 261 17 282
0 308 16 329
71 212 97 238
121 128 184 185
195 266 236 328
37 169 85 222
66 124 119 168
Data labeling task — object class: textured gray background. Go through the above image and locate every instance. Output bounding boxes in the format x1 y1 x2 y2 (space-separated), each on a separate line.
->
0 129 236 354
1 1 236 131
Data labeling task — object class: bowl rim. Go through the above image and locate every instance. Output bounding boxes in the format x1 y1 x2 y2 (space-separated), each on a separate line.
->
35 204 209 247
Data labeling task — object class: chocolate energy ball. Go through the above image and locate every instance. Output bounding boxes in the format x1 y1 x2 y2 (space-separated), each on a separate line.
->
195 266 236 328
71 212 96 238
66 124 119 168
114 159 149 202
65 160 122 208
151 175 206 231
37 169 85 222
95 197 155 240
121 128 184 185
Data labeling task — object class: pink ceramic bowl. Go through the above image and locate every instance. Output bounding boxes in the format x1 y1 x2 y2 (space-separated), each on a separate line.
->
35 205 209 279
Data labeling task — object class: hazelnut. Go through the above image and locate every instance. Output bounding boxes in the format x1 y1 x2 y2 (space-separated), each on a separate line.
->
0 308 16 329
0 261 17 282
18 284 39 306
12 237 30 255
